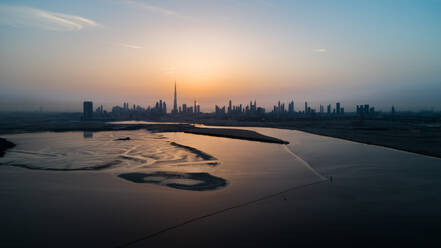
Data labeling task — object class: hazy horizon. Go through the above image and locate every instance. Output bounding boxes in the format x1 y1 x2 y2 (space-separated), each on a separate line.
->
1 0 441 112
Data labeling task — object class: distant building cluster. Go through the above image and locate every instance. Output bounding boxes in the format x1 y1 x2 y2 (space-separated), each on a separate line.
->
270 101 345 115
356 104 375 115
81 82 391 121
215 100 265 116
110 100 167 117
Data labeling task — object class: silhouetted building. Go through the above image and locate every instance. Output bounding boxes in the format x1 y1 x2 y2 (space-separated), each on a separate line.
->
288 100 294 113
215 105 226 115
172 81 178 114
194 100 200 114
356 104 376 116
95 105 104 113
336 102 341 114
83 101 93 120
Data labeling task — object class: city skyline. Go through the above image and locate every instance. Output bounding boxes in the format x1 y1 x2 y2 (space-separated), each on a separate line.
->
83 81 390 117
0 79 433 113
1 0 441 112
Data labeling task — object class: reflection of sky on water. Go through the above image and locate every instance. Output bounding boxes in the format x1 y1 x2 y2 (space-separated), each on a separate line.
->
1 124 441 247
0 126 326 194
0 130 224 190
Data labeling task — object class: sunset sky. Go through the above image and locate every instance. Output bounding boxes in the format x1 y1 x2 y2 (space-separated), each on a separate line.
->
1 0 440 112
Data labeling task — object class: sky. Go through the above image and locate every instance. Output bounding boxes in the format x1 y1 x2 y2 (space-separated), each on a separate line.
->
0 0 440 112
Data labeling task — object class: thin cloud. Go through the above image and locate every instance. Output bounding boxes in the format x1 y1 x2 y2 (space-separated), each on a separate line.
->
163 67 177 75
0 5 99 31
314 48 327 53
119 43 144 49
122 0 177 16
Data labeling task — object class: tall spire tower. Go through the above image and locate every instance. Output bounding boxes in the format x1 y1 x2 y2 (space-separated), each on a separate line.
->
172 81 178 114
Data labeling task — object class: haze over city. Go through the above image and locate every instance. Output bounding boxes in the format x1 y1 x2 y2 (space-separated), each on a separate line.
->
1 0 441 112
2 1 441 248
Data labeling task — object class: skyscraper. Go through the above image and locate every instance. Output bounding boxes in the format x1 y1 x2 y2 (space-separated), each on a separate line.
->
288 100 294 113
83 101 93 120
172 81 178 114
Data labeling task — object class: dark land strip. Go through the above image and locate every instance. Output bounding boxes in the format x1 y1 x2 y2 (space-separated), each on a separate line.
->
196 119 441 159
0 138 15 157
169 142 217 160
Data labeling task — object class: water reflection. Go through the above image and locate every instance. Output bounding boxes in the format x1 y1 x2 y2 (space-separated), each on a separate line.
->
0 130 227 191
83 131 93 139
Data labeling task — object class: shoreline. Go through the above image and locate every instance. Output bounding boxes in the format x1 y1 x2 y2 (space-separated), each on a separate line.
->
0 123 289 150
292 127 441 159
195 121 441 159
183 127 288 144
1 118 440 159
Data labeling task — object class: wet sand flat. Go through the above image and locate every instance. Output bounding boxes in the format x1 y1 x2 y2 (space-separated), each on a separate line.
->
0 120 289 145
0 127 440 247
0 129 315 247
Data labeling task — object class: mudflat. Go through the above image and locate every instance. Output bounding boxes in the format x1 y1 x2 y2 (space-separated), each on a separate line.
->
0 114 288 145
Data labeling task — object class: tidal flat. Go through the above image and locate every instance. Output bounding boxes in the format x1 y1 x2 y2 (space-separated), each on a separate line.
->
0 125 440 247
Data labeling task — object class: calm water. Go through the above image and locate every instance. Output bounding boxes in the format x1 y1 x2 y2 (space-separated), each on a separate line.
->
1 125 441 247
0 128 322 193
1 125 440 193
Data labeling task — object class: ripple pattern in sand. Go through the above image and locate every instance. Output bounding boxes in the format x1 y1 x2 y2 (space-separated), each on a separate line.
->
0 130 225 190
